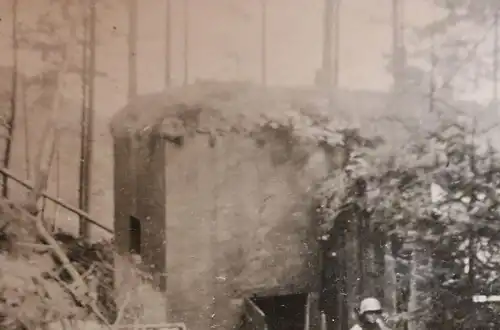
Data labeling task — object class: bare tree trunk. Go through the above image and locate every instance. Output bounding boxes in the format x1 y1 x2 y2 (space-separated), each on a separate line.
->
260 0 267 86
79 0 89 231
391 0 405 94
408 241 429 330
321 0 334 89
494 10 498 104
81 2 88 138
3 0 19 197
183 0 189 86
467 230 476 325
429 28 437 112
344 205 362 328
165 0 171 87
21 76 30 179
372 228 386 300
384 238 398 315
128 0 138 99
361 213 377 297
51 140 61 232
332 0 341 88
27 0 77 217
78 0 96 239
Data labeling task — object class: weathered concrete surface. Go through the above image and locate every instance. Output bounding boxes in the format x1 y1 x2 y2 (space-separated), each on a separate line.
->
113 132 167 288
107 83 342 328
113 254 168 325
162 134 327 330
112 129 329 329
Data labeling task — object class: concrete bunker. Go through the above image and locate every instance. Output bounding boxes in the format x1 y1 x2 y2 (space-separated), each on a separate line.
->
109 82 360 330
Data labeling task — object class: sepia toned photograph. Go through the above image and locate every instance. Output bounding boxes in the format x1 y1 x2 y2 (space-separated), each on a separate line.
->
1 0 500 329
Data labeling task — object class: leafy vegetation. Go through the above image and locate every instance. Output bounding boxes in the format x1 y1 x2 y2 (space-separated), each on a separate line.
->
316 116 500 329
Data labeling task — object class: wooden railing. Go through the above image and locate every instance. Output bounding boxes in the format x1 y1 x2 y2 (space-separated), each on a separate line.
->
0 167 113 235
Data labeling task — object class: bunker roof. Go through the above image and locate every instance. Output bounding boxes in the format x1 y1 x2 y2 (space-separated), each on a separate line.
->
109 81 491 149
110 81 353 145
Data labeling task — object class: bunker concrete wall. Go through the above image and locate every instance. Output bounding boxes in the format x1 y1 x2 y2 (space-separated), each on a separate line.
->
113 133 166 289
114 254 168 325
164 135 326 330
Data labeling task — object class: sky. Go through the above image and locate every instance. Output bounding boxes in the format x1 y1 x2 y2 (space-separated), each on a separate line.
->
0 0 442 122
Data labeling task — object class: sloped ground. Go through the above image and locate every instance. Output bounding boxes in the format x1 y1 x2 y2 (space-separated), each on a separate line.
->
0 225 116 329
0 195 164 330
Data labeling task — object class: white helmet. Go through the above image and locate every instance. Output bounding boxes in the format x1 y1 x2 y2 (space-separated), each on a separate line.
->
359 297 382 314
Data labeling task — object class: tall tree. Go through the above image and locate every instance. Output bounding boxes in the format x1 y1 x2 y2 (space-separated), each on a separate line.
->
78 0 97 239
25 0 81 217
493 10 499 104
320 0 333 89
385 2 406 314
3 0 19 197
412 1 500 98
183 0 190 86
317 0 341 90
332 0 340 88
260 0 267 86
14 0 110 229
128 0 138 99
165 0 172 87
391 0 406 93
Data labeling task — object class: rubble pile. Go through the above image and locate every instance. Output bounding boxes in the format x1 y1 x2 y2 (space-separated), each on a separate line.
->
0 196 116 329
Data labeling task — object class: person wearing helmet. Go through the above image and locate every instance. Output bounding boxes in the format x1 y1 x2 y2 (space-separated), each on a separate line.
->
350 297 392 330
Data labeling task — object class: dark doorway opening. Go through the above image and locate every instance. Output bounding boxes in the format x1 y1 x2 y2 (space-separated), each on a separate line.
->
129 216 141 255
252 293 307 330
319 210 350 330
321 247 347 330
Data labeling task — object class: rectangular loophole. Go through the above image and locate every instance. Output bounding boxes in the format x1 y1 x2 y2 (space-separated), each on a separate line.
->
129 215 141 255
